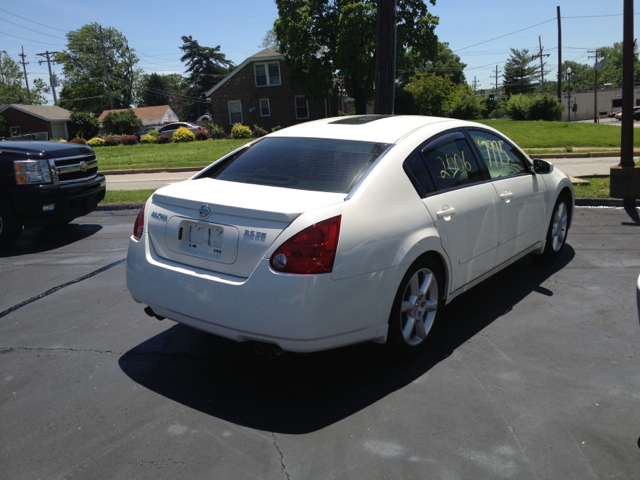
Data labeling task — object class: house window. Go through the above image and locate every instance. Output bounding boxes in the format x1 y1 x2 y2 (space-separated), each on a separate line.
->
260 98 271 117
10 126 21 137
228 100 242 125
295 96 309 119
254 62 281 87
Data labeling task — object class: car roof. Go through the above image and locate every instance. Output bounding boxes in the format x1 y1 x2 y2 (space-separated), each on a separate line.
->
267 115 477 144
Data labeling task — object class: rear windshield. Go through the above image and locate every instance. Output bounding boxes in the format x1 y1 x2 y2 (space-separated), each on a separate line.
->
199 137 391 194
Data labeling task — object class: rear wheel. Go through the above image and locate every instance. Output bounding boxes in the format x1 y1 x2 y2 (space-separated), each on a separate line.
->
0 202 23 250
387 258 443 357
542 195 570 259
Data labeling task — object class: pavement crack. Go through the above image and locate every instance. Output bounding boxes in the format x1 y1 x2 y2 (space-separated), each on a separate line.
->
0 346 123 355
272 432 290 480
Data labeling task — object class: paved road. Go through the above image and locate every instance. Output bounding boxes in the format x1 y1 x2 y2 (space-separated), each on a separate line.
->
1 207 639 478
104 156 620 191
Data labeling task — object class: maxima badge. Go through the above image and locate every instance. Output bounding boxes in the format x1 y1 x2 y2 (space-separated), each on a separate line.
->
199 204 211 217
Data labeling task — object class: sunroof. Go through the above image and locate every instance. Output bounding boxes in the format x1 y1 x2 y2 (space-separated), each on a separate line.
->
329 115 391 125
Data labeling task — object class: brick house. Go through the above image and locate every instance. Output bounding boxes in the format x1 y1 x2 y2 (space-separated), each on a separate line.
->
98 105 179 130
0 104 71 140
206 48 342 132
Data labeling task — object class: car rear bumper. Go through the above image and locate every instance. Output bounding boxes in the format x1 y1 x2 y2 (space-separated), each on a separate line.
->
126 233 399 352
11 174 106 227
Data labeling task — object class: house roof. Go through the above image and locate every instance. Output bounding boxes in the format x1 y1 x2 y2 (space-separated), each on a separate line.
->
0 104 71 121
205 49 284 97
98 105 172 122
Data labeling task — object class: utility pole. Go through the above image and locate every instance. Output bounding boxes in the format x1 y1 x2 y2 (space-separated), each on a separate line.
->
193 74 201 117
531 36 550 93
36 50 59 106
619 0 634 169
99 25 114 110
491 65 502 119
18 46 31 105
472 76 480 93
373 0 397 115
588 49 602 123
557 6 562 101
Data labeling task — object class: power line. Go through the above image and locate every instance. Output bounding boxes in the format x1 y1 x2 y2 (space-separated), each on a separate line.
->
453 18 556 53
0 30 65 46
0 17 66 39
0 7 69 32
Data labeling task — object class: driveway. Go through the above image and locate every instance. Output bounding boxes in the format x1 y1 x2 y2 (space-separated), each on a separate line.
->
1 207 639 479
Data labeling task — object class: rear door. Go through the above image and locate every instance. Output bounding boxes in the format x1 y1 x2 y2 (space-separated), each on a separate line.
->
406 131 500 293
466 129 547 265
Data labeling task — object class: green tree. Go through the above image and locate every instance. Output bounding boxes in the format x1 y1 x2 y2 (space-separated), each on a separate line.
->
449 95 485 120
56 23 143 116
101 109 142 135
274 0 439 115
179 36 234 120
69 111 99 139
421 42 466 84
260 28 279 51
0 51 49 104
403 72 470 117
598 41 640 87
503 48 540 95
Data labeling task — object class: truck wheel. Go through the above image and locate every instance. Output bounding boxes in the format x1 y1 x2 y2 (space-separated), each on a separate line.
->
0 203 23 250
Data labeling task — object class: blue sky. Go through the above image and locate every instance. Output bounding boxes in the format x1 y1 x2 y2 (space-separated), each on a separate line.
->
1 0 638 105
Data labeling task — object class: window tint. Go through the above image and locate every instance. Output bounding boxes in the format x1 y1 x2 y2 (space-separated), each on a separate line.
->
404 153 435 196
468 129 528 179
421 134 483 192
202 137 390 194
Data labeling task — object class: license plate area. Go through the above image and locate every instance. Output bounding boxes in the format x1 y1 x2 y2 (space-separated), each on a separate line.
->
166 217 239 264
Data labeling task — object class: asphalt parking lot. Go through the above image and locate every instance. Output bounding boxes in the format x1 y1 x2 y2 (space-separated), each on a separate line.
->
1 207 639 479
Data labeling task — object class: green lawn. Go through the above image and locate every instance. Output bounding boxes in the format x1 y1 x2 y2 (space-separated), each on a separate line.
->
477 119 640 149
95 139 252 171
102 189 156 204
572 177 611 198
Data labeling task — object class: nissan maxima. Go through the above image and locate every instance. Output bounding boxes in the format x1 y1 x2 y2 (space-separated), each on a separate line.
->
126 115 573 357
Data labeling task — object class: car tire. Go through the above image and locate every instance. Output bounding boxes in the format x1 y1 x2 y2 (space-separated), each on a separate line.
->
0 202 23 250
386 257 443 358
542 194 570 259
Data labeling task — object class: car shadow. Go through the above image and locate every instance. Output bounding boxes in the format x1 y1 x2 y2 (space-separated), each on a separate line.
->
118 246 575 434
0 223 103 257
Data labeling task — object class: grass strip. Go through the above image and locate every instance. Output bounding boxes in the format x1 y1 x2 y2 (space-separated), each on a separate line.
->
95 139 252 171
102 189 156 204
572 177 611 198
477 119 640 148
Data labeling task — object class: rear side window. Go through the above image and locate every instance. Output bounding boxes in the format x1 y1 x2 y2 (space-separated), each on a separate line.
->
421 134 483 192
202 137 390 194
468 129 529 179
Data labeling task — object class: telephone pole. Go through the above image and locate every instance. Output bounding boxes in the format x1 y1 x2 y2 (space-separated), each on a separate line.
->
99 25 114 110
588 49 602 123
531 36 550 93
36 51 59 106
491 65 502 119
557 6 562 101
18 46 31 105
373 0 397 114
472 76 480 93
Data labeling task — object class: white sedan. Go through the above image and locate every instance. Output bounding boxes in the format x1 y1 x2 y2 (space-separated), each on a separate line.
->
126 115 574 357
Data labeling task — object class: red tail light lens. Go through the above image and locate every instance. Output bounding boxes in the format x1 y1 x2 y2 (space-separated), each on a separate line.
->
133 205 145 240
270 216 341 274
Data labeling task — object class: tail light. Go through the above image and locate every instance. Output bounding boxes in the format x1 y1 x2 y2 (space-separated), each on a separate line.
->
133 205 145 240
270 216 341 274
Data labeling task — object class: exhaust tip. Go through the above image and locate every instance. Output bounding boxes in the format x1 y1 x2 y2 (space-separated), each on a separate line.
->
267 346 284 359
252 343 265 355
144 306 165 321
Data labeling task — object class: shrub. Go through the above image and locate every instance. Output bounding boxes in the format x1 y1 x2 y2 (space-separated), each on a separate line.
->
139 133 157 144
120 135 138 145
157 134 172 144
147 129 159 139
105 135 121 147
271 125 282 133
195 131 210 141
69 111 99 139
173 126 196 143
102 109 143 135
231 124 252 139
448 96 486 120
210 123 225 139
70 137 87 145
87 137 105 147
528 93 565 121
253 124 268 137
505 94 532 121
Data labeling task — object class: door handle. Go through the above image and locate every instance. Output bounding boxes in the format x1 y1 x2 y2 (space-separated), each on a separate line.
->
436 206 456 219
499 191 514 203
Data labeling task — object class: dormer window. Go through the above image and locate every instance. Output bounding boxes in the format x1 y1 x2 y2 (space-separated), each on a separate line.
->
254 62 281 87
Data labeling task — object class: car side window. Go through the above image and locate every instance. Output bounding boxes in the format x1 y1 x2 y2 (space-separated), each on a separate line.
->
404 153 436 196
468 129 528 179
420 134 483 193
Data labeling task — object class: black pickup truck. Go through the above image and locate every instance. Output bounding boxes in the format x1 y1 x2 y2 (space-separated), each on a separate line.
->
0 141 106 249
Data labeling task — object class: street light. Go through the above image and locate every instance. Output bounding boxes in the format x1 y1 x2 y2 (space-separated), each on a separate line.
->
567 67 572 122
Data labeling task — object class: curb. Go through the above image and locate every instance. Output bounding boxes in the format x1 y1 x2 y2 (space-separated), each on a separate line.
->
96 198 638 212
103 167 202 176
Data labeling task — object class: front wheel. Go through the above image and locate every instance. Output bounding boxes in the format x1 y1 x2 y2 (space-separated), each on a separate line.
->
0 202 23 250
542 196 570 259
387 258 443 357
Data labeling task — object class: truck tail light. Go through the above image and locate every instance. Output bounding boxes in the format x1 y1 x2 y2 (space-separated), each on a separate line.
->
133 205 145 240
270 216 341 274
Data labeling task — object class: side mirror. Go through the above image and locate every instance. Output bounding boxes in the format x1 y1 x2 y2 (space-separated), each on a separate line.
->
533 159 554 174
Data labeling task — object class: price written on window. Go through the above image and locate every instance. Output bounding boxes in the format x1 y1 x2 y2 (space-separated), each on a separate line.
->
438 150 472 178
477 139 510 167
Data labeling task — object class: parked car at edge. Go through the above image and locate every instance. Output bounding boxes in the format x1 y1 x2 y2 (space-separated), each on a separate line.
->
0 141 106 249
608 110 621 118
135 127 157 140
156 122 204 138
614 108 640 121
126 115 574 357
